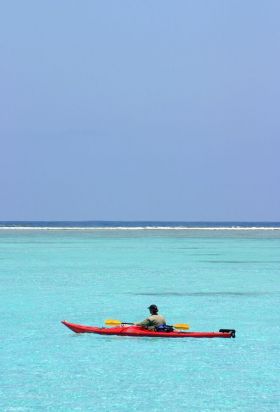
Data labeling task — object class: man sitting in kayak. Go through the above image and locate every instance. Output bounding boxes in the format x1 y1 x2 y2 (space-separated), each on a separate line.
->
135 304 166 330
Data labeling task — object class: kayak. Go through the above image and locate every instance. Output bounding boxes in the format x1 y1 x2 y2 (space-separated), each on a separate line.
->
61 320 235 338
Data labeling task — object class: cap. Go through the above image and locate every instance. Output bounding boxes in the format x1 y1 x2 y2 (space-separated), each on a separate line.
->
148 304 158 312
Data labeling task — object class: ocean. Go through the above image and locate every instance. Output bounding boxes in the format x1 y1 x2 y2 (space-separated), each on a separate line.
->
1 222 280 411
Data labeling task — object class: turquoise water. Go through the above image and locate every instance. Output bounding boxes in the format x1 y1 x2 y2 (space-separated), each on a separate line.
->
1 228 280 411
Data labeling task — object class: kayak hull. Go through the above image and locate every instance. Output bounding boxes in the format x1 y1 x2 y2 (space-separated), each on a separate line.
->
61 321 234 338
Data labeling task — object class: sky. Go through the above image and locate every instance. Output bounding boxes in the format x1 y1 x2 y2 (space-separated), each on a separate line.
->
1 0 280 221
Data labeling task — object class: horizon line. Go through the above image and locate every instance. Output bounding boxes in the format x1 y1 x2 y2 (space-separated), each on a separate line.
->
0 220 280 223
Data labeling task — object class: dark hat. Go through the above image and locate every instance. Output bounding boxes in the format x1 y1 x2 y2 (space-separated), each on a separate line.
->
148 304 158 312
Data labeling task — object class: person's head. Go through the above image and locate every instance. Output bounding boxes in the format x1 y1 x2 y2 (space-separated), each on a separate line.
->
148 304 158 315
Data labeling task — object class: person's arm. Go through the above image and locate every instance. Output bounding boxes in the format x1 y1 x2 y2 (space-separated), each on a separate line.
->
135 318 151 327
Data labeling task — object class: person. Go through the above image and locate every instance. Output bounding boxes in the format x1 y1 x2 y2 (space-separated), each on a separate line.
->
135 304 166 330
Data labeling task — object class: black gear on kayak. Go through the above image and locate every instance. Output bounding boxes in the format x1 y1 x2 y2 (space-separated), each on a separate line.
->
219 329 236 338
156 325 174 332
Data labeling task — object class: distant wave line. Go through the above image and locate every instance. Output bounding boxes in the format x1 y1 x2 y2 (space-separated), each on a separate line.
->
129 291 280 297
0 226 280 231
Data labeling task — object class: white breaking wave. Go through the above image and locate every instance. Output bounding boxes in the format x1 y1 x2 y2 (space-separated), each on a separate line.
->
0 226 280 231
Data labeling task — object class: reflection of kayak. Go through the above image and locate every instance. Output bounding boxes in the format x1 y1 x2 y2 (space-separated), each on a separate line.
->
61 320 235 338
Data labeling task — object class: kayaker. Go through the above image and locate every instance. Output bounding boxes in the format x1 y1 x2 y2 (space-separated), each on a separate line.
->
135 304 166 330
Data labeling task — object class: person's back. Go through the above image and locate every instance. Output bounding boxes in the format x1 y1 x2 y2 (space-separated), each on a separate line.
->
135 305 166 330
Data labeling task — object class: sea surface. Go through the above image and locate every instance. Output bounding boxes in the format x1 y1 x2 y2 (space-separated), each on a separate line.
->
1 222 280 411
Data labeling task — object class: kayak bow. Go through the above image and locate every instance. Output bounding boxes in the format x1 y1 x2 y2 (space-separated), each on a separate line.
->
61 320 235 338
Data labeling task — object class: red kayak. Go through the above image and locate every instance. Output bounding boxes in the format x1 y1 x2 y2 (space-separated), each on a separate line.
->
61 320 235 338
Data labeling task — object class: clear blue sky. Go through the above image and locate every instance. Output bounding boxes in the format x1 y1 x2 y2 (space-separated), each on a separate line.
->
1 1 279 221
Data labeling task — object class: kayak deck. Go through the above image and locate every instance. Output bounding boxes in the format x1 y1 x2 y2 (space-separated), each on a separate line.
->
61 320 235 338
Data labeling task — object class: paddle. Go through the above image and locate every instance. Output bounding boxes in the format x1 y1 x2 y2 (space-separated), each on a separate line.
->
105 319 190 330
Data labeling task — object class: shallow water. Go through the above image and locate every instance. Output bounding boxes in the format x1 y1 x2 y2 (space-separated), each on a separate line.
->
1 228 280 411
